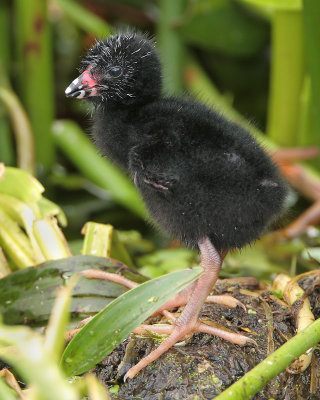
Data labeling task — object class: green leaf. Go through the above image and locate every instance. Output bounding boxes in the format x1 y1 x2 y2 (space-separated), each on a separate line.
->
38 197 67 227
0 208 35 268
238 0 302 11
53 120 147 219
0 255 146 327
179 0 269 56
32 216 72 260
0 325 78 400
0 377 19 400
56 0 110 38
0 166 43 210
61 267 202 376
44 275 79 361
14 0 55 171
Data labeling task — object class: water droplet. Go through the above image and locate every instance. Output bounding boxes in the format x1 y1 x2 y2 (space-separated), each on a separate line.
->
148 296 159 303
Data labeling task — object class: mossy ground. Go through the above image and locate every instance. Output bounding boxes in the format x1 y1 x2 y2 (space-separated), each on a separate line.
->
95 276 320 400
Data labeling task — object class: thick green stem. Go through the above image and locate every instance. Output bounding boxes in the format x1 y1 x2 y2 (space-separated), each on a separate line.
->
215 318 320 399
0 87 35 174
184 54 320 193
0 2 14 166
297 76 317 153
302 0 320 167
14 0 54 172
52 120 146 219
267 9 304 146
157 0 186 94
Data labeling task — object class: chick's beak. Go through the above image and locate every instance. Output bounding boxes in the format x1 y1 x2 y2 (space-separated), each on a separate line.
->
65 66 98 99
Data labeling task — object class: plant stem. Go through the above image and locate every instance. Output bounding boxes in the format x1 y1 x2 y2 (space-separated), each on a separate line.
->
0 87 35 174
81 222 113 258
14 0 54 173
302 0 320 167
215 318 320 400
0 2 14 166
267 8 304 146
0 248 11 278
157 0 186 94
184 53 320 194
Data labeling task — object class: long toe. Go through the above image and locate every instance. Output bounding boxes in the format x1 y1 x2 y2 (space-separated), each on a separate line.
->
205 294 246 310
125 312 254 380
80 269 139 289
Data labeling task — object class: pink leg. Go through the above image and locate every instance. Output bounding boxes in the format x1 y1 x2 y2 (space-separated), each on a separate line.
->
153 284 245 314
124 237 253 380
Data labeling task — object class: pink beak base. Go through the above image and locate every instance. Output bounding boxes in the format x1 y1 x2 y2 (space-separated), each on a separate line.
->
65 66 98 99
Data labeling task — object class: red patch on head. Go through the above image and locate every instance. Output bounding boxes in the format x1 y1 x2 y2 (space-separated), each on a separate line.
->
81 67 96 88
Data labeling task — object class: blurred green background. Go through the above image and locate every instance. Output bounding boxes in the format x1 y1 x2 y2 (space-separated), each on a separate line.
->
0 0 320 277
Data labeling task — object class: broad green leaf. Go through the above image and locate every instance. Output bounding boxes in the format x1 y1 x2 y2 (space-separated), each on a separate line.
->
61 267 202 376
0 255 146 327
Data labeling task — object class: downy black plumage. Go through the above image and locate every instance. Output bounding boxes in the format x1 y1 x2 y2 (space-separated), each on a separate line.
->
66 31 287 252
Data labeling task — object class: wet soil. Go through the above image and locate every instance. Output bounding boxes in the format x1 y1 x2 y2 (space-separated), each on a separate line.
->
94 275 320 400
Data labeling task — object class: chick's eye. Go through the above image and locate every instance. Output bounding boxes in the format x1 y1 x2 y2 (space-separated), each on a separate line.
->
109 66 122 78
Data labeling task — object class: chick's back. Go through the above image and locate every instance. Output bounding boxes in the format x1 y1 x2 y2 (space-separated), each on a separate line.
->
130 98 287 250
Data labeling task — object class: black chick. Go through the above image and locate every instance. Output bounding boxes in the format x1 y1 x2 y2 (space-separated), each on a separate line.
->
66 31 287 379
